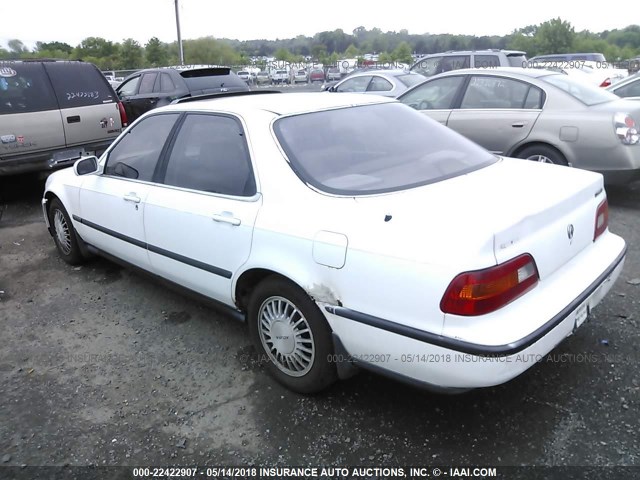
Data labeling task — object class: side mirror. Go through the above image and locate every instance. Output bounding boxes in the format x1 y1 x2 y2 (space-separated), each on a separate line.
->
74 156 99 176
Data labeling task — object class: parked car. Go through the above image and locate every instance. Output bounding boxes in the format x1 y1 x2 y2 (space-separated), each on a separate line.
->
236 70 252 85
529 61 627 88
309 68 325 83
529 53 607 64
0 60 126 176
608 72 640 100
325 70 426 97
43 91 625 393
116 66 248 123
293 69 309 84
410 50 527 78
255 70 271 85
398 68 640 184
271 70 290 85
326 67 341 81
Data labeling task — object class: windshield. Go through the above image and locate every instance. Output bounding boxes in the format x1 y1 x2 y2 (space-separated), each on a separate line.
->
274 102 496 195
541 73 619 105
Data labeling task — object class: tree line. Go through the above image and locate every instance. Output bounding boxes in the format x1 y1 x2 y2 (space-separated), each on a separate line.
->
1 19 639 71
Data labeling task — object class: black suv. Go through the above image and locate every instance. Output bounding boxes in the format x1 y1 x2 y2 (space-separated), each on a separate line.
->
0 60 126 176
116 66 249 122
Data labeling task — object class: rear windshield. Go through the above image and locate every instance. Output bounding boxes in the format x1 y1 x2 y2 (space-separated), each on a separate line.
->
274 102 496 195
180 69 248 92
0 62 58 114
44 62 116 108
541 73 619 106
397 73 425 87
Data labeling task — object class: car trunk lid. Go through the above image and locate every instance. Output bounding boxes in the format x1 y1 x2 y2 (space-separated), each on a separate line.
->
349 158 604 279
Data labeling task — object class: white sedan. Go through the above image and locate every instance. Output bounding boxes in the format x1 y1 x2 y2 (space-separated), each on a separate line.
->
43 92 626 393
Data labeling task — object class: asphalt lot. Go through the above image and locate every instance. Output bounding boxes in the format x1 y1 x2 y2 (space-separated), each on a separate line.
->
0 92 639 472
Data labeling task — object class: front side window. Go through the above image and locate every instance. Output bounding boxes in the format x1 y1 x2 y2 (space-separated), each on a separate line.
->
336 76 372 92
460 76 530 109
104 114 180 181
400 76 464 110
118 76 140 96
274 102 495 195
0 63 58 114
163 114 256 196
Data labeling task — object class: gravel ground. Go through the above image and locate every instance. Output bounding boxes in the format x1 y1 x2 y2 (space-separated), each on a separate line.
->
0 170 639 473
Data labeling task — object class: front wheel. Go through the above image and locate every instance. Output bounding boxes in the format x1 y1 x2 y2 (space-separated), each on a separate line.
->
48 198 85 265
517 145 568 166
248 276 337 393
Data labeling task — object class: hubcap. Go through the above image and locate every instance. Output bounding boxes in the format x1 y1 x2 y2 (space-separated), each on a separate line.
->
258 296 314 377
53 209 72 255
527 154 554 164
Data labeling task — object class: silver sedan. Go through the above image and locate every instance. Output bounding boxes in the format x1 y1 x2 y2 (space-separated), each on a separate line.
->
608 72 640 100
398 68 640 184
325 70 426 97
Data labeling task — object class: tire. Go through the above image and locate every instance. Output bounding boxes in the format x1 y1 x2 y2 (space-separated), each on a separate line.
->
516 145 568 166
248 276 337 393
48 198 84 265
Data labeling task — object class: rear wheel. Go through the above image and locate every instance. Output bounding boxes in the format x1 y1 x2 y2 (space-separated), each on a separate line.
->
48 198 84 265
517 145 568 166
248 276 337 393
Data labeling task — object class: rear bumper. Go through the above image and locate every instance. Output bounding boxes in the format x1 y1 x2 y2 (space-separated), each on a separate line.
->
323 233 626 389
595 146 640 185
0 139 114 176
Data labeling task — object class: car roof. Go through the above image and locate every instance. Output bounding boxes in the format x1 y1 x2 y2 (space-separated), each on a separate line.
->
162 92 395 116
345 69 415 78
416 49 525 59
433 67 560 79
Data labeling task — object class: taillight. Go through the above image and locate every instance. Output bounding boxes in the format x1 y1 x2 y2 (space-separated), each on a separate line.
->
600 78 611 87
440 254 539 316
593 199 609 241
614 113 639 145
117 101 128 127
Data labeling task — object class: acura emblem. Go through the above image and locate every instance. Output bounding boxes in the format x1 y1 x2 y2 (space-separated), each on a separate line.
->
567 224 574 242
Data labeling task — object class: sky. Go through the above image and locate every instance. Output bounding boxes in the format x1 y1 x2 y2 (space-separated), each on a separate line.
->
2 0 637 49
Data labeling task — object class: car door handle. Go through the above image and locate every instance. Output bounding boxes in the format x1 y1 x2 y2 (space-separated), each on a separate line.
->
67 115 81 124
212 213 241 226
512 122 525 128
123 194 141 203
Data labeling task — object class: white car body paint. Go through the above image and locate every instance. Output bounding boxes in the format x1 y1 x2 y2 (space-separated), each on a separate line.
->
43 93 626 390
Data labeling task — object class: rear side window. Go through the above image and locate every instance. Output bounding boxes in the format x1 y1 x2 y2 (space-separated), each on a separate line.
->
139 73 158 94
157 73 176 93
162 114 256 196
0 62 58 114
507 54 527 67
474 55 500 68
460 76 530 109
105 114 180 182
44 62 116 108
368 76 393 92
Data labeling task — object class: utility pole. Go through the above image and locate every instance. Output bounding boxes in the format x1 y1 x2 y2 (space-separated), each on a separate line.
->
175 0 185 65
